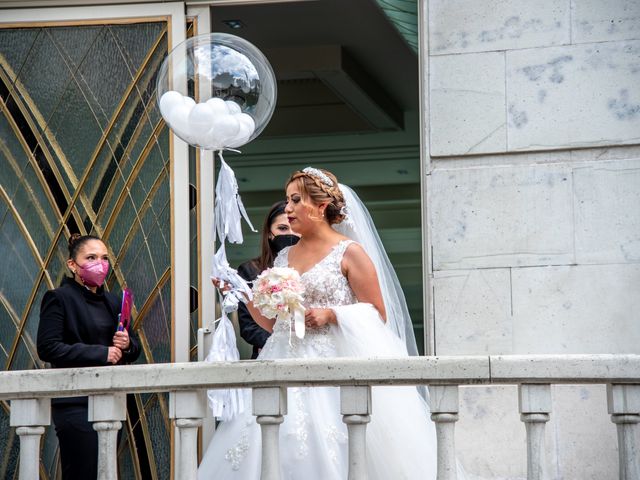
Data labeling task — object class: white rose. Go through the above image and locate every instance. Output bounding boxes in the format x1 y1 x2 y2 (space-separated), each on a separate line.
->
271 292 284 306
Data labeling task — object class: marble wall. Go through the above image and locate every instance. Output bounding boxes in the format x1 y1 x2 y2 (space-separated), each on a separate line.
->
426 1 640 478
429 0 640 156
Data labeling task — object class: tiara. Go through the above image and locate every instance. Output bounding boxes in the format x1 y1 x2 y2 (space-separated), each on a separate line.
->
302 167 334 187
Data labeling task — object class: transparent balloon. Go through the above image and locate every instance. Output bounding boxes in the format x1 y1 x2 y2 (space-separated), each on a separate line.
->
156 33 277 150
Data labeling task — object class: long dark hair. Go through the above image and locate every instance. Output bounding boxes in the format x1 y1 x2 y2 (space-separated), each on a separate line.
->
254 201 287 272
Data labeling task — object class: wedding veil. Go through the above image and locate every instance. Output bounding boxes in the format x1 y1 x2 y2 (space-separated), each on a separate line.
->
332 184 420 357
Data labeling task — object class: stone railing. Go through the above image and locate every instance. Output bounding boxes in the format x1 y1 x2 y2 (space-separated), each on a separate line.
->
1 354 639 480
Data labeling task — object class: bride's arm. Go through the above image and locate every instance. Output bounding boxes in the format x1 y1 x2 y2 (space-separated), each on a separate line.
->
246 301 276 333
342 244 387 322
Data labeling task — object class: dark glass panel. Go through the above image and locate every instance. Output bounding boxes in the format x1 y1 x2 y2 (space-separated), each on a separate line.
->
0 110 31 193
45 79 104 186
139 178 170 245
120 222 155 304
0 302 14 364
146 201 171 273
0 202 39 317
22 279 49 353
12 30 74 125
117 428 136 480
77 29 135 128
46 233 70 288
145 394 170 479
19 160 59 253
189 147 199 353
48 25 103 70
94 167 126 240
10 336 38 371
0 28 41 84
0 18 169 479
139 279 171 364
108 195 138 256
42 423 59 479
86 142 123 222
11 168 52 260
134 139 170 208
110 23 166 74
0 406 19 479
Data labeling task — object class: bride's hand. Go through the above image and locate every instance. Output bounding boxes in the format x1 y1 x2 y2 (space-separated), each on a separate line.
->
304 308 336 328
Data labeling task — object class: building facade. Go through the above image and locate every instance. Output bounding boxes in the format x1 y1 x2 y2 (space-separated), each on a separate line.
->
0 0 638 478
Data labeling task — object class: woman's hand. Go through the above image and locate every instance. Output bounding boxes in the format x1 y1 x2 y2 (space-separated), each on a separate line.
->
211 277 232 293
107 346 123 364
113 330 130 351
304 308 336 329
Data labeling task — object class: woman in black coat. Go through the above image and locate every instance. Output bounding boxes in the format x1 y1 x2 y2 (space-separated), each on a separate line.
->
236 201 300 358
37 233 140 479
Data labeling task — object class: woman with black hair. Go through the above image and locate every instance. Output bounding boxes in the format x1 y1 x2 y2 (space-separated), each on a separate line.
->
236 201 300 358
37 233 141 479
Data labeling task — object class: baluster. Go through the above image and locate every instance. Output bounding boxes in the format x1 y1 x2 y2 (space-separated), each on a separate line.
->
169 390 207 480
341 386 372 480
10 398 51 480
519 384 551 480
88 393 127 480
253 387 287 480
607 384 640 480
429 385 459 480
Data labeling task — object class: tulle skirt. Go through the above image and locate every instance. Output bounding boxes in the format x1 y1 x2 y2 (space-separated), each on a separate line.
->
197 303 439 480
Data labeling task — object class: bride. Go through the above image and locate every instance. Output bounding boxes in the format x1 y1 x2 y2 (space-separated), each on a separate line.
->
198 167 451 479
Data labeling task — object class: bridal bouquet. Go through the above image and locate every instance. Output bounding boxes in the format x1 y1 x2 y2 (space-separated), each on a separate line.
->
252 267 306 339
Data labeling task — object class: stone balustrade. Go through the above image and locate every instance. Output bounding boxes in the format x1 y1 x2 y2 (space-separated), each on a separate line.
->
2 354 639 480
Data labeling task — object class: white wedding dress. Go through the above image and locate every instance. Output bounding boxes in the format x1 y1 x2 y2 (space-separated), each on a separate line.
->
197 240 441 479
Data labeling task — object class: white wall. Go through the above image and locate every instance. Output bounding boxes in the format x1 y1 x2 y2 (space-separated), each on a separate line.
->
426 1 640 478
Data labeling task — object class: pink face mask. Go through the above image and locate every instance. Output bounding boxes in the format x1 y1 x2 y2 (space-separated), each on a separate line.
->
77 259 109 287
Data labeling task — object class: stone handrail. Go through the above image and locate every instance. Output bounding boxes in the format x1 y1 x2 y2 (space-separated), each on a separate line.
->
1 354 639 400
2 354 639 480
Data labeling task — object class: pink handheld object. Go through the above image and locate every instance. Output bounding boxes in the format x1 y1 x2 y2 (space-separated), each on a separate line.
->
117 288 133 332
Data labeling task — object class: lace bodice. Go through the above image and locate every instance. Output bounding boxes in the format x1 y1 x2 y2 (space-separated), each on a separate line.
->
266 240 357 347
274 240 357 309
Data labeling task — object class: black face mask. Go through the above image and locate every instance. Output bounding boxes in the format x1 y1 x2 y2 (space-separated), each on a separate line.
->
269 234 300 253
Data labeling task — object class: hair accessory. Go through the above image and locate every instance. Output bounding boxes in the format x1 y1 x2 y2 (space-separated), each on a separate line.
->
302 167 333 187
339 205 355 228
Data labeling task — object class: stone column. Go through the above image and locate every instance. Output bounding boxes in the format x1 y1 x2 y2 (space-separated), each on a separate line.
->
253 387 287 480
429 385 459 480
88 393 127 480
10 398 51 480
519 384 551 480
341 386 372 480
169 390 207 480
607 384 640 480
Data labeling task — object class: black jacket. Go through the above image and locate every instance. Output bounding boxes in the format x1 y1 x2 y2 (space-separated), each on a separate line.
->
37 277 141 381
237 261 271 359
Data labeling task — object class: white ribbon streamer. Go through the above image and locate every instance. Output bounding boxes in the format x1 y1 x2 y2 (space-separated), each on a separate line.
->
214 152 256 244
210 244 253 302
293 306 305 339
206 150 261 421
205 312 245 421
